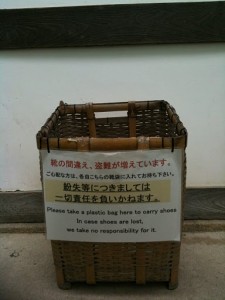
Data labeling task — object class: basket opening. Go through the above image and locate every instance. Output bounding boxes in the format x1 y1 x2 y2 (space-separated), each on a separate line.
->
41 102 180 139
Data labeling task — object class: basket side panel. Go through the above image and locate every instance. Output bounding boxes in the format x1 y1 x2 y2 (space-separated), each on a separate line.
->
51 241 180 283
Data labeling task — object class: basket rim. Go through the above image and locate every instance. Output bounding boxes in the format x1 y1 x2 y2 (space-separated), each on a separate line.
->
36 100 187 151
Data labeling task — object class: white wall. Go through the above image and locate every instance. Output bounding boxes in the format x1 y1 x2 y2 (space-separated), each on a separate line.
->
1 43 225 190
1 0 223 9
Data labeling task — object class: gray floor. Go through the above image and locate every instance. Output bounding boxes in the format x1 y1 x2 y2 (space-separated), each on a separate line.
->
0 232 225 300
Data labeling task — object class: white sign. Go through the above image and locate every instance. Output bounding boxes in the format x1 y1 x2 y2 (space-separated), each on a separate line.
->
41 149 183 242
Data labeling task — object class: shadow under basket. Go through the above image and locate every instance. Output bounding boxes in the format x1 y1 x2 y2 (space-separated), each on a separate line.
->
37 100 187 290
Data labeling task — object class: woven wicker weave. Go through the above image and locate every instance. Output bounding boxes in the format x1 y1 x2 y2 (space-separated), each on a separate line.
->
37 100 187 290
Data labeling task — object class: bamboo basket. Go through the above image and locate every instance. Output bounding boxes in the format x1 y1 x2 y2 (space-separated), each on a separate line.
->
36 100 187 290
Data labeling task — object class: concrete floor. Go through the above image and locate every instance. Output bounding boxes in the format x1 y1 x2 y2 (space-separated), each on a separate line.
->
0 232 225 300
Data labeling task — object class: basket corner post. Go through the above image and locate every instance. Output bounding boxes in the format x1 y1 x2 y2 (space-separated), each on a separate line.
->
168 281 178 290
55 266 72 290
167 268 179 290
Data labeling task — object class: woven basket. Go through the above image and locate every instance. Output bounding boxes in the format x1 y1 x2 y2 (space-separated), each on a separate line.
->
37 100 187 290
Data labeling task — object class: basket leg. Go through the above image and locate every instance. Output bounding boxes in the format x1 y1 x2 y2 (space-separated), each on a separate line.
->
55 266 72 290
168 268 179 290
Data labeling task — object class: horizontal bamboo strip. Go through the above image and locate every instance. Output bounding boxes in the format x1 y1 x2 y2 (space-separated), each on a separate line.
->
37 136 186 151
58 100 163 115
